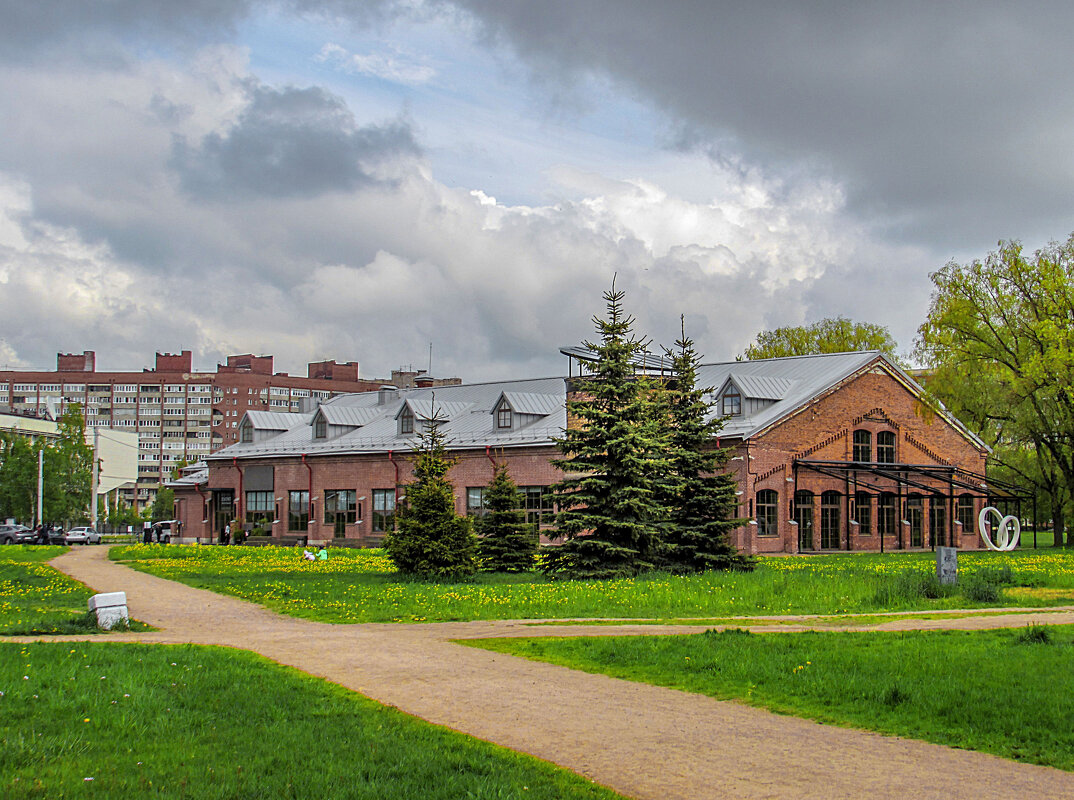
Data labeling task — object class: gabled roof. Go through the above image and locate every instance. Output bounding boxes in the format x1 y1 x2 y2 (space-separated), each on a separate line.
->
317 404 381 428
495 391 563 417
244 411 309 431
398 398 474 422
724 374 797 401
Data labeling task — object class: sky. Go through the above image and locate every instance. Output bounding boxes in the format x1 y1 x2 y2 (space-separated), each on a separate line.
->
1 1 1072 381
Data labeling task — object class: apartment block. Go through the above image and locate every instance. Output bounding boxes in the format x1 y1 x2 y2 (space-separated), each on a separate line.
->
0 350 394 509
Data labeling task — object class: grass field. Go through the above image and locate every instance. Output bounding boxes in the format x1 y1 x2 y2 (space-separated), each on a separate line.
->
112 545 1074 623
468 626 1074 771
0 547 149 636
0 641 624 799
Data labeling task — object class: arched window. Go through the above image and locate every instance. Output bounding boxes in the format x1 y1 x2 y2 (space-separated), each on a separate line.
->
852 430 871 462
756 489 779 536
876 431 896 463
399 407 414 435
820 491 841 549
722 386 741 416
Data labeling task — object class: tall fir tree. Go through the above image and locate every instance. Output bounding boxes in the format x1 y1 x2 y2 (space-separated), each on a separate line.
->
660 321 753 572
550 283 671 578
476 464 538 572
384 413 477 579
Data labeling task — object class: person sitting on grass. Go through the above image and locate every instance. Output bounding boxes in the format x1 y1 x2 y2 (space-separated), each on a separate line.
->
317 546 328 561
302 549 316 561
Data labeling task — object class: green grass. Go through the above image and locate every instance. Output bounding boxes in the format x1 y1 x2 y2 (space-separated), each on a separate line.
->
468 626 1074 771
0 642 623 799
111 545 1074 623
0 547 150 636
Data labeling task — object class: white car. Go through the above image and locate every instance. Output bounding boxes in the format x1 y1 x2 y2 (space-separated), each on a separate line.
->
65 527 102 545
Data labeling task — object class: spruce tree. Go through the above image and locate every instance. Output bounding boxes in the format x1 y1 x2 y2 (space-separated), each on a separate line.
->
384 418 477 579
550 283 670 578
661 322 753 572
476 465 538 572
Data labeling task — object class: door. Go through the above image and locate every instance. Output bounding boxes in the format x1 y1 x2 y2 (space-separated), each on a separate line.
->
820 492 841 549
907 495 924 547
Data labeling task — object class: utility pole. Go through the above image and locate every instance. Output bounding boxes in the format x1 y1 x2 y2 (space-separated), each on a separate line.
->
91 427 100 529
36 448 43 526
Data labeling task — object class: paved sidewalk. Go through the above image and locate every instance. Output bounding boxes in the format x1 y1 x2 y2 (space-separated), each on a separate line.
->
22 545 1074 800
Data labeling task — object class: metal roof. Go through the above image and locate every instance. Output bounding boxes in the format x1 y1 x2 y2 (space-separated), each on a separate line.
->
317 405 381 427
728 374 797 400
498 391 564 416
244 411 309 431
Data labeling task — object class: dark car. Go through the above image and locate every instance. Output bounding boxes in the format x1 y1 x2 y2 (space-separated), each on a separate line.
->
0 524 35 545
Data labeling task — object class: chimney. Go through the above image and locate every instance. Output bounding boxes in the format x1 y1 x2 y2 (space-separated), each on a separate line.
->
58 351 95 372
378 385 399 405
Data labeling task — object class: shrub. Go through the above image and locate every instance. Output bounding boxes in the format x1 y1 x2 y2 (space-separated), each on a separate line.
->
1016 624 1053 645
963 576 1001 603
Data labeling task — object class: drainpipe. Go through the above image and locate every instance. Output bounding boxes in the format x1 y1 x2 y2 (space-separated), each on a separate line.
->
388 450 400 500
302 453 314 545
233 457 244 520
486 444 497 477
193 481 208 543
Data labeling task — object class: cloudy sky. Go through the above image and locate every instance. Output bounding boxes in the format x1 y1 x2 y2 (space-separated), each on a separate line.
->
1 1 1071 381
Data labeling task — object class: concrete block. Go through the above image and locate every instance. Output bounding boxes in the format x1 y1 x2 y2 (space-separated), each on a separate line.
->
88 592 129 630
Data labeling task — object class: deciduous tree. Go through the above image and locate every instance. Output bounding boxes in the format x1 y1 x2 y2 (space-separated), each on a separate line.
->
743 317 900 362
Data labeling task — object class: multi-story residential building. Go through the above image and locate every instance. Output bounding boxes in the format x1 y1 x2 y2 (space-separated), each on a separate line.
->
0 350 425 509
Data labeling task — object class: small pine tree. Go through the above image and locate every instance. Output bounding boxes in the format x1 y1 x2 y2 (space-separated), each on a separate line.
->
661 322 753 572
384 417 477 579
551 282 671 578
477 465 538 572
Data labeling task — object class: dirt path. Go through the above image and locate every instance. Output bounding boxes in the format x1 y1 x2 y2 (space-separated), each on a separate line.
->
18 545 1074 800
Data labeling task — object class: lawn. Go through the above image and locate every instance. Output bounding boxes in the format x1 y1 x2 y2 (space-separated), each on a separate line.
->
0 547 136 636
110 545 1074 623
0 641 624 799
468 626 1074 771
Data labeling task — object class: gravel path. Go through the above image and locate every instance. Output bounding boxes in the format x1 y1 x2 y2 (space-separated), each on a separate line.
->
21 545 1074 800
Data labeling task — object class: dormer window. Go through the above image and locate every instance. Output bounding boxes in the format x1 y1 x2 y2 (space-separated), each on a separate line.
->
313 416 327 440
722 387 741 417
400 406 414 435
240 423 253 444
496 400 512 429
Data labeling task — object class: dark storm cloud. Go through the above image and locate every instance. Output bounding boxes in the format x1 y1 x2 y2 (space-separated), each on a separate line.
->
171 83 421 199
0 0 253 59
438 0 1074 247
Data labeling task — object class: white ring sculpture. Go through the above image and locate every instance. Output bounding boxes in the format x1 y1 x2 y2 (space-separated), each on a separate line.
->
978 506 1021 551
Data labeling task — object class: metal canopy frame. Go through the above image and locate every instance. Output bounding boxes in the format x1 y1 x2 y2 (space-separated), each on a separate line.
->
790 459 1034 553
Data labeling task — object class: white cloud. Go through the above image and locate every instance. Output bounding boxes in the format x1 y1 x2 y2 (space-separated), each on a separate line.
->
315 41 437 85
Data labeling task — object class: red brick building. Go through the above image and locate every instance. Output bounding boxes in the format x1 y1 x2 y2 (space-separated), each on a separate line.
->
173 351 1003 552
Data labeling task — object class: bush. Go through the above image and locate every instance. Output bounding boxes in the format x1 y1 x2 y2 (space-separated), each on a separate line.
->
963 576 1001 603
1016 624 1053 645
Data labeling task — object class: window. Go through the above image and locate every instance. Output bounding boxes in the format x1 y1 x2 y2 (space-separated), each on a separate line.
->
467 487 486 517
956 494 975 531
314 416 327 439
399 407 414 435
496 400 512 429
854 492 872 535
852 430 871 462
520 486 554 527
877 493 896 535
240 424 253 443
324 489 358 537
721 386 741 416
288 490 309 532
245 491 274 531
876 431 896 463
756 489 779 536
373 489 396 532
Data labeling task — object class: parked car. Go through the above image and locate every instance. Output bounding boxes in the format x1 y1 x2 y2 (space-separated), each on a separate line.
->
0 524 35 545
65 527 102 545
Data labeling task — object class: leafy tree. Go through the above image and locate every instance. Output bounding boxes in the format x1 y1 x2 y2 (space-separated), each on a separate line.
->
917 235 1074 546
660 323 753 572
148 487 176 523
551 283 671 578
384 417 477 578
476 465 538 572
0 433 39 523
743 317 900 362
